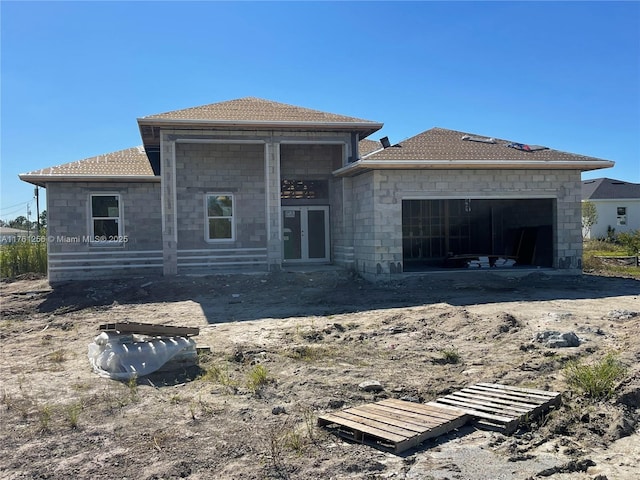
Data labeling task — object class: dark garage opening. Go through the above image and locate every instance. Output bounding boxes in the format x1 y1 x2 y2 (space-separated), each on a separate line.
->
402 198 554 271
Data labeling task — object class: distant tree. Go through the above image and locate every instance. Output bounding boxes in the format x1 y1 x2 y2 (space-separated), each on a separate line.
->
9 216 29 229
39 210 47 228
582 201 598 239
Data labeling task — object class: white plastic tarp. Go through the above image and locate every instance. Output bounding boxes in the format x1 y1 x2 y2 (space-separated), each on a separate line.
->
88 332 196 380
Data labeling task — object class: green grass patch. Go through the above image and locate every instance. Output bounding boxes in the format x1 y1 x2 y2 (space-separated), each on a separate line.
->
246 364 269 393
0 241 47 278
564 352 627 400
433 348 461 365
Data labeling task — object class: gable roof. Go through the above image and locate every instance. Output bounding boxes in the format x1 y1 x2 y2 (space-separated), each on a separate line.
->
19 146 158 187
138 97 383 149
582 177 640 200
334 127 614 176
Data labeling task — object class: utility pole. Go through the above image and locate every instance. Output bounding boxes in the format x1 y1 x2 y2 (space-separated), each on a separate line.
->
27 204 31 237
34 187 40 235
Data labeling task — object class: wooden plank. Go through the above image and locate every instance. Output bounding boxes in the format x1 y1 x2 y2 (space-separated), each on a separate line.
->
427 400 518 425
463 385 548 403
358 403 456 428
467 384 555 403
476 382 560 398
431 383 561 434
318 413 406 443
356 404 448 430
346 406 427 433
448 392 532 414
379 398 466 420
98 322 199 337
435 396 519 419
458 388 543 407
318 399 470 454
395 410 469 452
329 410 417 438
456 390 540 409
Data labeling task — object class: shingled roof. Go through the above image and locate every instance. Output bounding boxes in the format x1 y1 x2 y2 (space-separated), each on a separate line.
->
19 146 158 187
358 138 382 157
334 127 614 176
141 97 379 124
137 97 383 149
582 178 640 200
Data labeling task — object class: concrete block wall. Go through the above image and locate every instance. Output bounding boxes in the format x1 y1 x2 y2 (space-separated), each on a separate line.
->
175 143 266 250
45 181 162 282
46 182 162 253
280 144 342 176
350 169 584 280
280 144 347 261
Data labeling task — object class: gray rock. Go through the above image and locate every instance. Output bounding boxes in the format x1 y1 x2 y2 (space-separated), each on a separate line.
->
358 380 383 392
535 330 580 348
271 406 286 415
400 395 422 403
327 399 345 409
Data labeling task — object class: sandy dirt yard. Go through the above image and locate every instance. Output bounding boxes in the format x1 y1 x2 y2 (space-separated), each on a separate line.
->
1 269 639 480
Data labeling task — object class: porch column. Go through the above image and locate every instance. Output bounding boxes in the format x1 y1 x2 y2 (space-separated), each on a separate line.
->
265 141 283 270
160 133 178 275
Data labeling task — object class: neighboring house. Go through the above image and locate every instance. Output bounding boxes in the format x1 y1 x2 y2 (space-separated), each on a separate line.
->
19 97 613 283
582 178 640 239
0 226 29 244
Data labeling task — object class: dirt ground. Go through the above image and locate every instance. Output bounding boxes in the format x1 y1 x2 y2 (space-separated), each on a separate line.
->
1 269 639 480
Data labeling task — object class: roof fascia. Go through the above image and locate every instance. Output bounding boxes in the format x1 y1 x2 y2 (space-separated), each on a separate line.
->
19 174 160 187
137 117 383 134
583 197 640 202
333 159 615 177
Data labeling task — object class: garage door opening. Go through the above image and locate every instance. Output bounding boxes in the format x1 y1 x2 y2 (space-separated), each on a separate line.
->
402 199 554 271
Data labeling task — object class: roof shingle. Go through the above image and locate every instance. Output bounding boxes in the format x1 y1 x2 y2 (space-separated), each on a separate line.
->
141 97 380 125
20 146 156 182
363 127 613 163
582 178 640 200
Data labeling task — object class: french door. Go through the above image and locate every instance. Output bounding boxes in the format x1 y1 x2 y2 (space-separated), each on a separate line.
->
282 206 330 262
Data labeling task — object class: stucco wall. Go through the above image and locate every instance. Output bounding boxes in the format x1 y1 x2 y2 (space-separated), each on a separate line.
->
587 199 640 239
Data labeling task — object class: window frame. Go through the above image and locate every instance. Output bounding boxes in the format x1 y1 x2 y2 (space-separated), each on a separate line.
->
89 193 124 245
617 206 627 226
204 193 235 242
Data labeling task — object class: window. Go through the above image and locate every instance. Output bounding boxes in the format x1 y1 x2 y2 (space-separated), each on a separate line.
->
206 194 234 241
617 207 627 226
90 194 122 243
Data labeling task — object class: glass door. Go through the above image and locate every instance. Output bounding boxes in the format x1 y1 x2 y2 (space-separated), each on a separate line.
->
282 206 329 262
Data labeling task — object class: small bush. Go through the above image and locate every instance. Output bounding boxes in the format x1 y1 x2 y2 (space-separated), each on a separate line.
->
48 349 67 363
617 230 640 255
38 404 53 433
246 364 269 393
66 402 82 429
434 348 461 365
564 352 627 400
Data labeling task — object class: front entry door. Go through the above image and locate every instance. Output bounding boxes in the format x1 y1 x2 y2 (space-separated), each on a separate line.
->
282 206 330 262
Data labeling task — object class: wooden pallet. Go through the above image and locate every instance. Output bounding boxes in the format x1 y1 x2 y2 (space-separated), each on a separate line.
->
317 398 469 453
98 322 199 337
429 383 561 434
